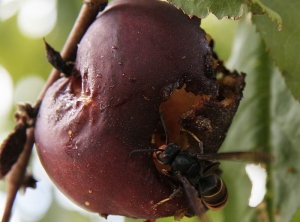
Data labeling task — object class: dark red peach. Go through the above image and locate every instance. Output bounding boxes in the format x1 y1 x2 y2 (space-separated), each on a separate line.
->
35 0 245 220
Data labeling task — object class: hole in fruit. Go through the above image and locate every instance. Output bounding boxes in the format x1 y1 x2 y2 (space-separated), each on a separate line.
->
157 84 210 145
151 64 245 173
151 84 210 171
217 71 246 107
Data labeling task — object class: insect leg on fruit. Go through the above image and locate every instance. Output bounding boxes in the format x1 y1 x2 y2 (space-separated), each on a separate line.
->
152 187 183 209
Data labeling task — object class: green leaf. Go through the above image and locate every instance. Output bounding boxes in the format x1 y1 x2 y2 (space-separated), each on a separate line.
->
246 1 265 15
271 65 300 222
218 12 300 222
251 0 282 29
218 14 272 222
167 0 282 24
252 0 300 101
168 0 244 19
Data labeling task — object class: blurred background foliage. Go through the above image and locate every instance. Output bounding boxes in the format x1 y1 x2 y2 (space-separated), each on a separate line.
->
0 0 300 222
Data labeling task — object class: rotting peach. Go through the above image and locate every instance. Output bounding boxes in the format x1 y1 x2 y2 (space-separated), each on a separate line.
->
35 0 245 220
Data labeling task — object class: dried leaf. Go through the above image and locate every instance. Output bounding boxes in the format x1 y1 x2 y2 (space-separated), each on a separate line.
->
0 124 27 178
20 172 37 193
44 39 74 77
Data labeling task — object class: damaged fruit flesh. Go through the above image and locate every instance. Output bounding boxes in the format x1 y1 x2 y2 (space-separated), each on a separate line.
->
34 0 245 220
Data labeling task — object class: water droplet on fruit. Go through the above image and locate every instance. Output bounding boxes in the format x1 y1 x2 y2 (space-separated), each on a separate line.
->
100 104 106 112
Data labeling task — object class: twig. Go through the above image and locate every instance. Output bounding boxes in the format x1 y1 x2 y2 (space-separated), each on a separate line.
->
2 129 34 222
2 1 108 221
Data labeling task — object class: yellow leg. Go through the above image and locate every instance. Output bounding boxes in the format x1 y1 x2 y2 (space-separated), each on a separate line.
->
152 187 182 209
180 128 204 154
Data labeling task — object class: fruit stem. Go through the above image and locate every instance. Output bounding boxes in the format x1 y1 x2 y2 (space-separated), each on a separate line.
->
1 1 108 221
